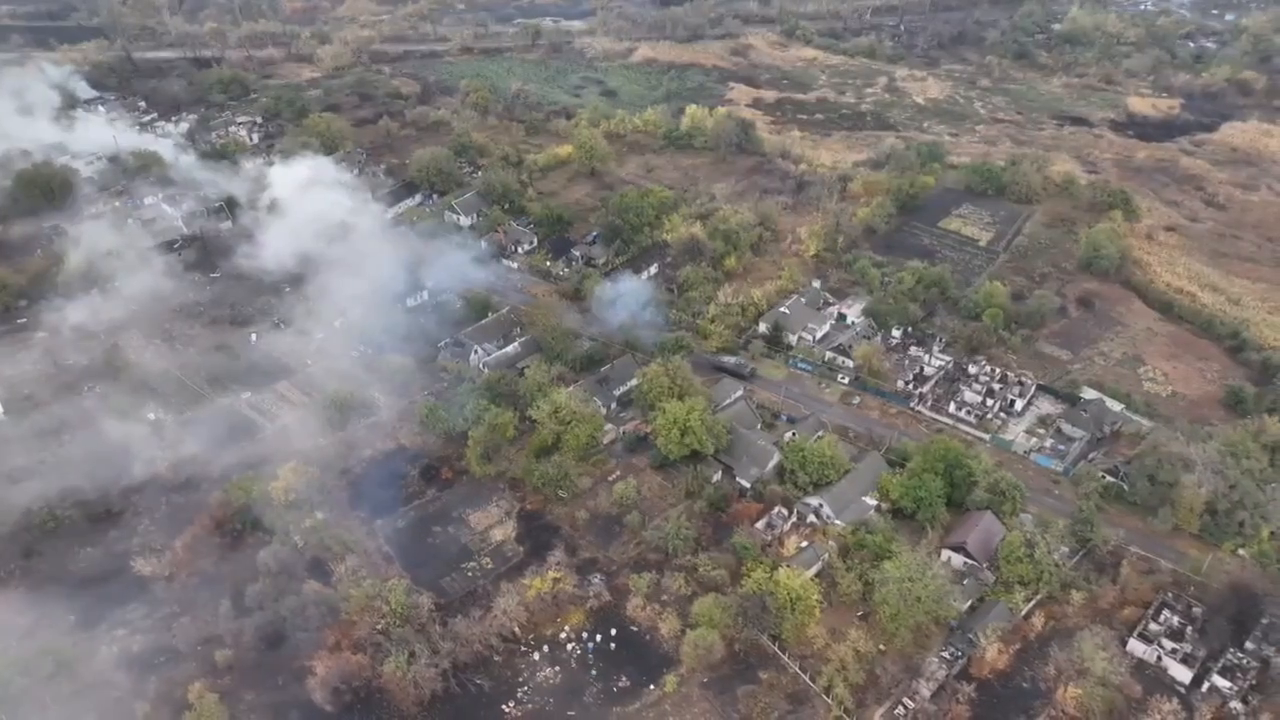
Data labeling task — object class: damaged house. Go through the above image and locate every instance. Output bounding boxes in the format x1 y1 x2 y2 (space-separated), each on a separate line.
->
437 307 530 371
940 360 1037 430
1031 397 1128 474
1125 591 1210 690
487 222 539 256
712 424 781 490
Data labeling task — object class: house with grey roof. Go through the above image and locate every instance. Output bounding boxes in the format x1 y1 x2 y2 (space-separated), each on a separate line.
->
438 306 527 369
784 541 830 579
1033 397 1129 474
757 284 833 347
716 396 763 431
780 413 829 444
574 354 643 414
445 190 491 229
940 509 1007 571
710 377 746 411
488 222 539 255
478 336 541 374
714 424 781 490
796 450 890 526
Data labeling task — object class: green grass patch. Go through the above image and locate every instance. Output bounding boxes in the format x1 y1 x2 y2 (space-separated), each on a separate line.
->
435 57 721 111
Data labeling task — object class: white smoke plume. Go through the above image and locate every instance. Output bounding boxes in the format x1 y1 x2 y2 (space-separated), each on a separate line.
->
589 271 665 341
0 57 515 719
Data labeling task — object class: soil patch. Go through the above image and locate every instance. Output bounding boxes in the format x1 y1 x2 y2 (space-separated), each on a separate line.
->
872 187 1029 286
750 96 899 134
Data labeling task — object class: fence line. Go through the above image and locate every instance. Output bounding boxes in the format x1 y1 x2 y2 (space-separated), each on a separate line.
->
756 632 852 720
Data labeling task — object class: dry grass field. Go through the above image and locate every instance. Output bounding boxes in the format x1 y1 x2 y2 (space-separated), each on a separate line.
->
574 31 1279 411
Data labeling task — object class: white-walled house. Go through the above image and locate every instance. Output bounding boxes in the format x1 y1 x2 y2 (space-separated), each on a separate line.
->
444 190 491 228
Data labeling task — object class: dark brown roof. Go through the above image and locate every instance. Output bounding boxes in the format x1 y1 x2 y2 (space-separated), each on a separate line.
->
942 510 1007 566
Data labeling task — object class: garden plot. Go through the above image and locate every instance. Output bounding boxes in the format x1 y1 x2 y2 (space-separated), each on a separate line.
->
872 187 1031 287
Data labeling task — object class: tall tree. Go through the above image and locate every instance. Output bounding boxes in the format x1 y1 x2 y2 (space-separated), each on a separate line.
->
529 388 604 461
780 435 852 494
740 564 825 645
635 357 705 412
409 147 464 195
651 398 729 461
870 547 957 648
465 405 518 477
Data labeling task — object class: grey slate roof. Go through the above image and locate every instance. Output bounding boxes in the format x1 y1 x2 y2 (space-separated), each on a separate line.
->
450 190 490 218
760 293 828 336
960 598 1015 637
578 354 642 408
715 424 780 486
809 451 890 524
459 307 522 349
1059 397 1126 437
942 510 1008 567
716 396 762 431
710 377 745 410
480 336 541 372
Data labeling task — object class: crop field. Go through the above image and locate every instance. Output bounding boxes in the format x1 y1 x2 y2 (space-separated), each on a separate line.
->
434 56 721 110
871 188 1029 287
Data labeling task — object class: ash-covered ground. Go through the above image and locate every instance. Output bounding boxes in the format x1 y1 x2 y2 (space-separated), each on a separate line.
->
0 57 537 719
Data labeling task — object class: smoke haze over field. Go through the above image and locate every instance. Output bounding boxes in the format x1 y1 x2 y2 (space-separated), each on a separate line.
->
0 60 516 719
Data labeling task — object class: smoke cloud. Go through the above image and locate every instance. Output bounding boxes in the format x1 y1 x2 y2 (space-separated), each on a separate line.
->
588 271 665 341
0 58 509 719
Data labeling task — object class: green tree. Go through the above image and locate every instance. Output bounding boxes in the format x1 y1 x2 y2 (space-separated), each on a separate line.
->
636 357 705 412
531 201 572 240
993 529 1064 607
296 112 353 155
408 147 464 195
1069 472 1107 550
853 342 889 382
817 625 875 712
200 68 252 102
6 161 77 217
601 186 678 254
571 125 613 175
611 477 640 508
870 547 957 648
879 437 983 526
479 167 524 213
654 333 695 358
652 398 730 461
680 627 726 670
690 592 739 634
465 405 518 477
529 388 605 461
740 564 824 645
448 128 489 165
526 454 576 497
517 359 566 412
649 513 697 557
965 467 1027 522
122 149 168 180
707 110 764 156
967 279 1013 320
1078 221 1129 277
780 435 852 494
1051 626 1130 718
259 87 311 123
460 78 495 115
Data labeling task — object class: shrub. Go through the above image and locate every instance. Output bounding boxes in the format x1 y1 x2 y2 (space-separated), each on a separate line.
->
1077 221 1128 277
680 627 727 670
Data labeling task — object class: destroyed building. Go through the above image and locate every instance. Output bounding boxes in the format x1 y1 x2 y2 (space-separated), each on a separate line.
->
939 359 1037 429
1125 591 1210 689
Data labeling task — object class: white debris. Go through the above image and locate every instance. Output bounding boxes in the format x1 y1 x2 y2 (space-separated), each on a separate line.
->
610 628 617 637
